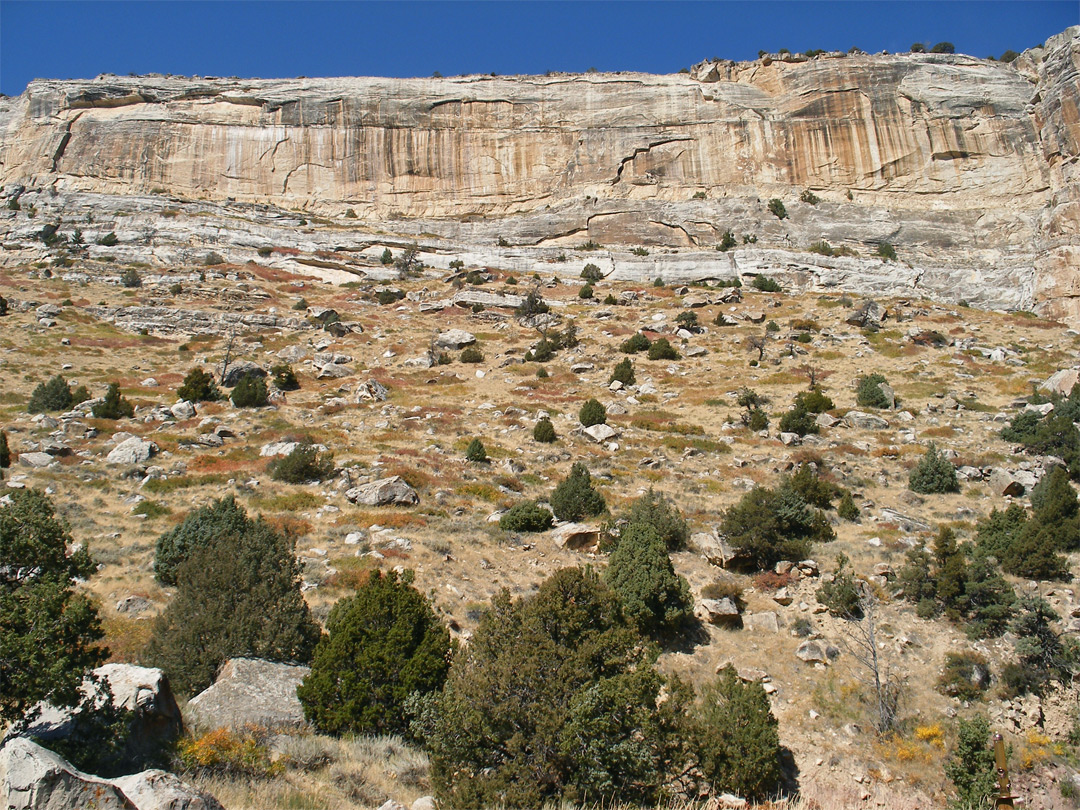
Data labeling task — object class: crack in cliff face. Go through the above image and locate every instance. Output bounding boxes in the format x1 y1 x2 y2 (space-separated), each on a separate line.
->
611 137 694 184
50 112 84 172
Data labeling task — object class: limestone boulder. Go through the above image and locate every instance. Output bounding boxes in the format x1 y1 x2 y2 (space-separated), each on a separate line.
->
355 379 390 402
988 468 1026 497
345 476 419 506
220 361 266 387
582 423 619 443
106 438 158 466
0 738 132 810
20 665 182 773
795 641 828 664
18 453 55 469
434 329 476 350
186 658 310 733
842 410 890 430
169 401 196 420
110 770 223 810
315 362 355 379
696 598 741 627
1039 368 1080 397
551 522 602 551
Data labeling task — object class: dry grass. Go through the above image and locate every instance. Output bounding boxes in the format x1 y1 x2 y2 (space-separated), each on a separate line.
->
1 263 1073 810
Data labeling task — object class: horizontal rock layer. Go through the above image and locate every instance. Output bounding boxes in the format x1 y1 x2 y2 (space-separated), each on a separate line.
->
0 28 1076 320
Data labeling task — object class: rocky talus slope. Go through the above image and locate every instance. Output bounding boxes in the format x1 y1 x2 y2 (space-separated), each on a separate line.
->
0 28 1077 322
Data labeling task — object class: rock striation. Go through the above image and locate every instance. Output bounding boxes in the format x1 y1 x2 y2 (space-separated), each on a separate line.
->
0 28 1077 320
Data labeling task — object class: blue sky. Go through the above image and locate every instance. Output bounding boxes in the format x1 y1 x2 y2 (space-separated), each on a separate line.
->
1 1 1075 96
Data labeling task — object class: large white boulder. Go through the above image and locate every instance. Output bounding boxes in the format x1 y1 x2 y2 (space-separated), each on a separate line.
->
186 658 310 733
106 438 158 466
345 476 419 506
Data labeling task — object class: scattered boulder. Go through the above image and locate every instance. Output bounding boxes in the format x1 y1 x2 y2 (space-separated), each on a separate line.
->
551 523 602 551
110 770 223 810
795 640 828 664
842 411 890 430
345 476 419 506
186 658 310 733
355 379 390 402
693 531 734 567
815 412 841 429
582 423 619 443
1039 368 1080 398
0 738 132 810
21 664 183 773
220 360 265 388
277 345 309 363
18 452 55 469
845 300 886 329
260 441 327 458
315 363 354 379
106 438 158 466
743 612 780 633
411 797 437 810
434 329 476 350
697 598 741 627
988 468 1026 497
169 401 196 420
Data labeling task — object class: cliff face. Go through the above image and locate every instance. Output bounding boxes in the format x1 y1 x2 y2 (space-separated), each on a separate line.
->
0 49 1054 215
0 28 1077 319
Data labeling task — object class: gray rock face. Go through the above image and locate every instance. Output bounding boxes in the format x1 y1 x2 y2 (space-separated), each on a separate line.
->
186 658 310 733
85 306 311 338
0 32 1077 321
106 438 157 466
345 476 419 506
220 361 266 387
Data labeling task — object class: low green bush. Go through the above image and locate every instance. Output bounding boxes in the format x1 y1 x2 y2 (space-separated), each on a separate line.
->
499 501 554 532
579 398 607 427
610 358 635 386
465 438 488 463
620 333 651 354
533 417 557 443
270 443 335 484
230 374 269 408
647 338 679 360
908 443 959 494
92 383 134 420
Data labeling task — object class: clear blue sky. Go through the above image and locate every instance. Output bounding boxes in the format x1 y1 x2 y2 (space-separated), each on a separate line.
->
1 1 1075 97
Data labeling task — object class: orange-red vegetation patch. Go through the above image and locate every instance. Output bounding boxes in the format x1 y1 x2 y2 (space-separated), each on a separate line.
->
265 515 312 538
353 510 429 529
190 454 268 474
248 264 307 283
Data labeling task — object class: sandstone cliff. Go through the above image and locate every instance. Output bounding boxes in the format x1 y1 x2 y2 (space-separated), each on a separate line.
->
0 28 1076 320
